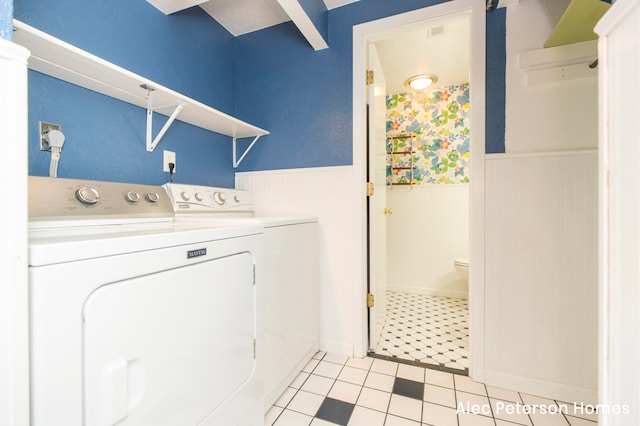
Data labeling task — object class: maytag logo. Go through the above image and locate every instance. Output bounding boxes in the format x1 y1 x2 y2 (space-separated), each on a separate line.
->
187 248 207 259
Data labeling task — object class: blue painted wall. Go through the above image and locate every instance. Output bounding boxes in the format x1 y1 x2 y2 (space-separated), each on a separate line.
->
14 0 507 182
234 0 507 172
0 0 11 40
14 0 237 186
486 7 506 153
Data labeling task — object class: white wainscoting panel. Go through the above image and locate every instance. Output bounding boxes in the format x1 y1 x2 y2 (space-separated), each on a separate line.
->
484 151 598 404
386 184 469 299
236 166 361 357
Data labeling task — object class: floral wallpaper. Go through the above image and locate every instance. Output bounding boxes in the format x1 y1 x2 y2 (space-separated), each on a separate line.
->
386 83 470 185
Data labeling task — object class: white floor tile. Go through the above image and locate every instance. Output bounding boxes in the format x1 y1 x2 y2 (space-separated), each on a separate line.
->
423 383 456 408
303 359 320 373
397 364 425 382
346 356 374 371
310 418 339 425
328 380 362 404
313 351 326 360
490 398 532 425
338 366 368 386
388 394 423 422
385 414 421 426
265 405 283 426
559 402 598 422
424 369 454 388
519 393 557 407
364 371 396 392
487 385 522 403
347 405 386 426
287 390 325 416
273 409 313 426
528 412 571 426
356 386 391 412
323 353 349 365
301 374 334 396
565 415 598 426
290 372 310 389
314 361 344 379
274 387 298 408
455 375 487 396
496 420 527 426
458 413 496 426
456 390 491 410
422 402 458 426
370 358 399 376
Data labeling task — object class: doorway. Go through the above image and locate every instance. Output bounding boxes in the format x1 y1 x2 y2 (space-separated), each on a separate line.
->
353 0 486 381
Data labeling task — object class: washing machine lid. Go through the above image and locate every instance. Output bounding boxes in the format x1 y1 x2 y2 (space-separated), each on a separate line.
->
29 220 263 267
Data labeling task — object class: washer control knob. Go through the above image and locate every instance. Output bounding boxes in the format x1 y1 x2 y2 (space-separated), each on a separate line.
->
180 191 190 201
234 195 241 203
76 186 100 205
125 191 141 203
195 192 204 202
213 192 227 205
146 192 160 203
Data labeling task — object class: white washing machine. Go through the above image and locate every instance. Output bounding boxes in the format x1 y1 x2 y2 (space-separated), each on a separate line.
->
28 176 264 426
163 183 319 412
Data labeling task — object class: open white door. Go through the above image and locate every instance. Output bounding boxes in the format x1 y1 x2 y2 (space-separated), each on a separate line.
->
367 43 388 351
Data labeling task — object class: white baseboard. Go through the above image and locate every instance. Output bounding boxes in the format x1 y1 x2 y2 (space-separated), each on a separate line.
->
387 284 469 300
319 338 354 358
484 369 597 405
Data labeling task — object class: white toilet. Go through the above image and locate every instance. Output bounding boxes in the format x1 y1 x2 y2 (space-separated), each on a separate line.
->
454 258 469 284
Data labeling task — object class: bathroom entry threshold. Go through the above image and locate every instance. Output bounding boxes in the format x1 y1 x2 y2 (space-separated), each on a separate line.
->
367 352 468 376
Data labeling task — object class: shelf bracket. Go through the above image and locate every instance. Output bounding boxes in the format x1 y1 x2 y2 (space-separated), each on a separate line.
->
233 135 262 168
143 85 184 152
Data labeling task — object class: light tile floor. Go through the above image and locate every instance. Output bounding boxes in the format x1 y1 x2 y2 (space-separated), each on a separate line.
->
265 352 598 426
372 292 469 373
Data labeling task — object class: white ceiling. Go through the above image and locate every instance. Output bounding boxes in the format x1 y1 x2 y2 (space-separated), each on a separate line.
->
374 14 471 95
148 0 359 37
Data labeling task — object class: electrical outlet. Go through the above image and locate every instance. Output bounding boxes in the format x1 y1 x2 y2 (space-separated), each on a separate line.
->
39 122 62 151
163 150 176 173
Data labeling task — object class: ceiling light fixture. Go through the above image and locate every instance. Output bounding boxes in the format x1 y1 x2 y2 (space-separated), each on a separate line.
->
404 74 438 90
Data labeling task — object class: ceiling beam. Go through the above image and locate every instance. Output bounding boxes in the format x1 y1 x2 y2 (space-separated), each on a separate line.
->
277 0 329 50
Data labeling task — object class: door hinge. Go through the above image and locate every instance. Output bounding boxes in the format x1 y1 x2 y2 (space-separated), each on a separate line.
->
366 182 375 197
366 70 374 85
366 293 375 308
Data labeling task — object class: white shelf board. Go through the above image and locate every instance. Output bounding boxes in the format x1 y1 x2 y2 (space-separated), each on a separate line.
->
12 19 269 140
518 39 597 70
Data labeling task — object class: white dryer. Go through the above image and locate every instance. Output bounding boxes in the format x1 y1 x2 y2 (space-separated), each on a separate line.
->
28 176 264 426
164 183 319 411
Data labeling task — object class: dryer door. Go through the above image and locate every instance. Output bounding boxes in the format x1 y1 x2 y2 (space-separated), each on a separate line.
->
83 252 256 426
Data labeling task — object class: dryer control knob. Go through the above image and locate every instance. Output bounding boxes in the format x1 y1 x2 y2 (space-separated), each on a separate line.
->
213 192 226 205
76 186 100 205
125 191 141 203
146 192 160 203
195 192 204 202
234 195 241 203
181 191 190 201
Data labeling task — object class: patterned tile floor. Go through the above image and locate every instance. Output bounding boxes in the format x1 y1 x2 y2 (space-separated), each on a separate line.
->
371 292 469 374
265 352 598 426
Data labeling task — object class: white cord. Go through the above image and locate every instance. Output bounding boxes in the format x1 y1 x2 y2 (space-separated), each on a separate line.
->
44 130 65 178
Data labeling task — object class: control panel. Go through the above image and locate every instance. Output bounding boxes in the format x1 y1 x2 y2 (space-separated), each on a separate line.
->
28 176 174 223
163 183 253 214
